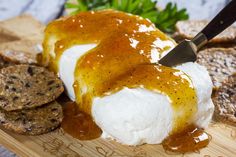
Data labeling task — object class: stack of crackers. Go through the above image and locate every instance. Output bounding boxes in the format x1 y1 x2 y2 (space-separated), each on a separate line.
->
175 20 236 126
0 15 64 135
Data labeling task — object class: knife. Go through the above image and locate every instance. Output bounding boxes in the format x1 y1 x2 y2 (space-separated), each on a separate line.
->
159 0 236 67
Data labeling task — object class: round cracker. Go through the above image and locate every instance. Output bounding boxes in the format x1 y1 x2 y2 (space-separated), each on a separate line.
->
175 20 236 43
0 56 13 69
0 39 42 65
213 74 236 126
0 65 64 111
197 48 236 88
0 101 63 135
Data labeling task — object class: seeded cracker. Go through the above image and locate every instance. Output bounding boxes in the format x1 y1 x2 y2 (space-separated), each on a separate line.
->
0 65 64 111
213 74 236 126
0 39 42 65
0 56 13 69
0 101 63 135
175 20 236 43
197 48 236 88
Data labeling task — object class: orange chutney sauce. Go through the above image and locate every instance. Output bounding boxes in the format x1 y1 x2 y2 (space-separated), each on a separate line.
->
42 10 210 153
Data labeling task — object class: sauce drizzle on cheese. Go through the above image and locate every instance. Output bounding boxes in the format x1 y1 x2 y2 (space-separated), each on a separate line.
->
43 10 210 153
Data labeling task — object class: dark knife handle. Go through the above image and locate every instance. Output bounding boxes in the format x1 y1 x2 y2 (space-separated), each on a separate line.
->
200 0 236 41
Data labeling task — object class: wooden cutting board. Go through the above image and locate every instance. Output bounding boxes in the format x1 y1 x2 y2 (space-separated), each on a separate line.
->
0 122 236 157
0 15 236 157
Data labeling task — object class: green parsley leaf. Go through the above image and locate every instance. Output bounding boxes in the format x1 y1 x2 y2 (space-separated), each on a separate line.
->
65 0 189 33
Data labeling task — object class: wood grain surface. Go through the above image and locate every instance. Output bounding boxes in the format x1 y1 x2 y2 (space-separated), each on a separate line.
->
1 122 236 157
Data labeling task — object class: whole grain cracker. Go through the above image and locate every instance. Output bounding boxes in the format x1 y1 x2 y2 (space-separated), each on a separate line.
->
197 48 236 88
0 65 64 111
213 74 236 126
0 56 13 69
0 39 42 64
0 101 63 135
175 20 236 43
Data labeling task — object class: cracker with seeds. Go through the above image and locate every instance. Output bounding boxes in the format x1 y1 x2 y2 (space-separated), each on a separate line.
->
213 74 236 126
0 39 42 65
197 48 236 87
0 56 13 69
0 101 63 135
175 20 236 43
0 65 64 111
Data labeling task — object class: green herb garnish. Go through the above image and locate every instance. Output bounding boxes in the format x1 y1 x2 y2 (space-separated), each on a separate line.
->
65 0 189 33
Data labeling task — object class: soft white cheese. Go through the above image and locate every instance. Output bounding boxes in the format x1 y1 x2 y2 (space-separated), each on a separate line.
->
59 39 175 100
59 44 97 100
175 62 214 128
92 62 214 145
92 88 173 145
57 44 213 146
